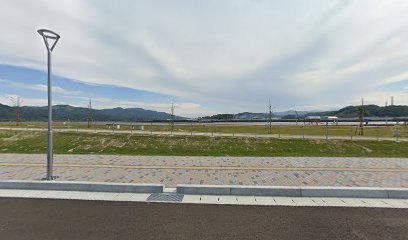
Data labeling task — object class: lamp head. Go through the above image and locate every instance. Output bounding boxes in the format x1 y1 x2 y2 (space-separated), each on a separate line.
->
37 28 60 52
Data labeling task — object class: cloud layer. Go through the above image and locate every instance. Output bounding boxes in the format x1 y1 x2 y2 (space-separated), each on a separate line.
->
0 0 407 114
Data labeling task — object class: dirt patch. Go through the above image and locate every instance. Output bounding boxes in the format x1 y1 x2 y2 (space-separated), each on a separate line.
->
362 146 373 153
2 131 42 142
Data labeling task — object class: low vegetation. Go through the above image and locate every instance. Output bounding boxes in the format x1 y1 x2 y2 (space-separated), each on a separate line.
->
1 122 407 138
0 130 407 157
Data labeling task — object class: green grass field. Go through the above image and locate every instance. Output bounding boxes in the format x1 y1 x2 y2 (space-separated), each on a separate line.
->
145 124 408 138
1 122 407 138
0 130 407 157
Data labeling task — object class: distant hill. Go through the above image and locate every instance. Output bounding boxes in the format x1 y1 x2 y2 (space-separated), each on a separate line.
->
202 112 271 120
204 111 314 120
2 103 407 122
307 105 408 118
234 112 269 120
274 110 314 117
202 105 408 121
0 104 14 120
233 110 315 119
0 104 185 122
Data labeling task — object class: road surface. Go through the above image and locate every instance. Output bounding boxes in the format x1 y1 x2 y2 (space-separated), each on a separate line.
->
0 197 407 240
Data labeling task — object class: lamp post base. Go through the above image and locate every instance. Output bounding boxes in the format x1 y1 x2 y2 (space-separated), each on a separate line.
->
41 176 59 181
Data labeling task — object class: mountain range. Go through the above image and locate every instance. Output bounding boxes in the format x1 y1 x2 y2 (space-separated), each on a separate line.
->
203 105 408 120
1 103 407 122
307 105 408 118
0 104 184 122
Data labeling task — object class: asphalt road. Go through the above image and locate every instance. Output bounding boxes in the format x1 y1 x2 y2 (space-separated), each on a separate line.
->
0 198 407 240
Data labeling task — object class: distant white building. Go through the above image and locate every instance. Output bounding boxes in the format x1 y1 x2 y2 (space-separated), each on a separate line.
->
321 116 338 121
306 116 320 120
306 116 338 124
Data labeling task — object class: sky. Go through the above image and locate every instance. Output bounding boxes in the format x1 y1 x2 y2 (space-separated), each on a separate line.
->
0 0 407 117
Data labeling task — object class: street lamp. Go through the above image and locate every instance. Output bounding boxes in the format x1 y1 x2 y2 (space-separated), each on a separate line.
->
37 28 60 180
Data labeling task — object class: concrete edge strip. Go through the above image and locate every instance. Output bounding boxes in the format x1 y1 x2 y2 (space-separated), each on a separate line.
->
0 180 164 193
0 181 407 199
0 182 407 208
1 189 408 208
176 184 408 199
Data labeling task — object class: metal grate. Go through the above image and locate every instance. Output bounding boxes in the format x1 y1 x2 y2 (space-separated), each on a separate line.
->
147 193 184 202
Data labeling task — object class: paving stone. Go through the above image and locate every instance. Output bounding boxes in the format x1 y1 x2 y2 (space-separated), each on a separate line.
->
339 198 368 207
236 196 257 205
114 193 149 202
308 198 329 206
380 199 408 208
218 195 237 205
182 195 201 204
273 197 295 206
1 154 407 188
361 198 392 208
255 196 277 205
319 198 348 207
200 195 219 204
291 197 320 207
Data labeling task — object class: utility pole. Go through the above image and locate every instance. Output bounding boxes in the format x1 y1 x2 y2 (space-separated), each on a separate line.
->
10 96 22 126
38 28 60 180
170 98 175 135
87 98 93 128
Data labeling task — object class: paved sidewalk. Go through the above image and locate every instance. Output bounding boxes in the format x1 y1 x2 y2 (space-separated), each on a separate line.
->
1 154 408 187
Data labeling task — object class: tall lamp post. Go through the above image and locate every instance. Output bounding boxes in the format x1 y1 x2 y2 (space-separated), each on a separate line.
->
37 29 60 180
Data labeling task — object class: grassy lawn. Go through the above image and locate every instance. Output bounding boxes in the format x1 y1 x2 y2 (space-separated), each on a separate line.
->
147 124 408 138
0 130 407 157
2 122 408 138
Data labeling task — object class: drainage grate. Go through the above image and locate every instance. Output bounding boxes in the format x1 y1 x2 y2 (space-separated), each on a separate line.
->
147 193 184 202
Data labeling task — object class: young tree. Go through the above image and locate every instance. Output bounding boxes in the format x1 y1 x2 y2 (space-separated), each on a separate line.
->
357 98 365 136
10 96 22 126
267 98 273 134
87 98 93 128
295 110 299 125
170 98 175 135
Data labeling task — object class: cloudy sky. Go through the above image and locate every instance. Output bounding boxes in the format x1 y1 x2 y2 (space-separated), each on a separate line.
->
0 0 407 117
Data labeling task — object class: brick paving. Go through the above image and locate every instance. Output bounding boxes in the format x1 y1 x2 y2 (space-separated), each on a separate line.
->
0 154 408 188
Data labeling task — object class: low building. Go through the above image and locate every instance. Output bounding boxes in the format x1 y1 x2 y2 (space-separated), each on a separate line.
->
321 116 338 122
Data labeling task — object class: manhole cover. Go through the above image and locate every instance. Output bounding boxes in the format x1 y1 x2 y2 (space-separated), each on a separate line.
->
147 193 184 202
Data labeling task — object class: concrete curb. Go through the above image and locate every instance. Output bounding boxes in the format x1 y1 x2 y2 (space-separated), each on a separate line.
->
176 184 408 199
1 181 407 199
0 180 164 193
